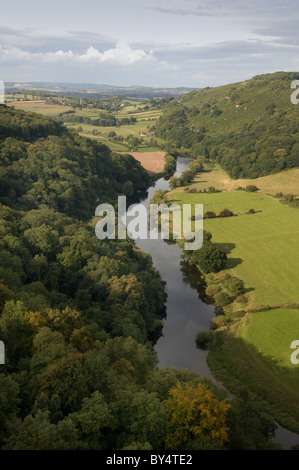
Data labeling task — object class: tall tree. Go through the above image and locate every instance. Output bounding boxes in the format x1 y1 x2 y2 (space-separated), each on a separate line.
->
164 382 231 450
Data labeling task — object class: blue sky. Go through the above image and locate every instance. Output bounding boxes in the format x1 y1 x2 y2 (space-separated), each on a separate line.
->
1 0 299 87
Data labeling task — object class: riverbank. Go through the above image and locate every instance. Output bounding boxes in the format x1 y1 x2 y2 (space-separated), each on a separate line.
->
130 156 217 379
207 313 299 435
166 161 299 447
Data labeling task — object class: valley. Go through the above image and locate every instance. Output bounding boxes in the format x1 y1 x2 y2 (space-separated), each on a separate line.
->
1 71 299 448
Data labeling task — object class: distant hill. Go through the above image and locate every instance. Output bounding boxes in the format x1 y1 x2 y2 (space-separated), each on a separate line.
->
5 82 200 100
154 72 299 178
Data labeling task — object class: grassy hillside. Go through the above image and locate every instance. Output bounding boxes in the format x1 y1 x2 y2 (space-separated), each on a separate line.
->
155 72 299 178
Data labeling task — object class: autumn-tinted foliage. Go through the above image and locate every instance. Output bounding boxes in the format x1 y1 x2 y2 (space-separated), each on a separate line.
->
164 382 231 450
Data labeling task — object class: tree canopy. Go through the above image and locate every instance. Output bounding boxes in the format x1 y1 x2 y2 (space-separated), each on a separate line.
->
0 105 280 450
155 72 299 178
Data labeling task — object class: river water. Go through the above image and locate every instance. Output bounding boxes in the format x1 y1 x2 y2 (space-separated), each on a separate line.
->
131 155 299 449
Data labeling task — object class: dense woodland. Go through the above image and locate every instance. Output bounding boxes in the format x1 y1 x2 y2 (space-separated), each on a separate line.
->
155 72 299 178
0 104 282 450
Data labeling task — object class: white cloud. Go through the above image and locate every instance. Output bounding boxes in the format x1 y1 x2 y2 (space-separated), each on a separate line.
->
78 43 155 65
0 43 158 68
0 46 35 64
0 1 298 87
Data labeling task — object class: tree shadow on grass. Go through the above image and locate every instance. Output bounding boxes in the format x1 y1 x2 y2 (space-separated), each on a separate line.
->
226 257 243 269
245 286 254 293
214 242 236 255
209 329 299 442
212 242 243 269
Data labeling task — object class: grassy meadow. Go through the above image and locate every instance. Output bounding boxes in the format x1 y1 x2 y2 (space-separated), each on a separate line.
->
6 94 166 152
191 164 299 197
171 176 299 430
6 100 72 116
239 309 299 369
208 308 299 432
171 189 299 307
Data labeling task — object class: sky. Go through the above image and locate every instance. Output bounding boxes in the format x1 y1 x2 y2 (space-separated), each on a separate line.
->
0 0 299 88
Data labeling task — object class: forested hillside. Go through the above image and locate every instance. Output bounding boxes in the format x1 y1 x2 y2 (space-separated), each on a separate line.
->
0 105 280 450
0 105 151 219
155 72 299 178
0 105 168 449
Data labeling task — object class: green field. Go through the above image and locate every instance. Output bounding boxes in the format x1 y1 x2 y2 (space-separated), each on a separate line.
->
6 94 166 152
189 164 299 197
171 190 299 308
240 309 299 369
56 105 163 148
7 101 72 116
71 133 128 151
75 119 158 136
207 308 299 432
238 308 299 409
172 185 299 431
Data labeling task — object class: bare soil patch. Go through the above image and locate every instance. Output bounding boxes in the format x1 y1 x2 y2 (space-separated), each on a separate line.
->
118 151 166 175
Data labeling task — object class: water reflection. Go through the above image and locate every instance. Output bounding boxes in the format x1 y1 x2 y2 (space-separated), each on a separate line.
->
132 156 217 379
132 155 298 449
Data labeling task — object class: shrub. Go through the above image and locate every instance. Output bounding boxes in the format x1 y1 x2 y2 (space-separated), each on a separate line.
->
205 284 221 297
285 194 296 202
245 185 258 192
218 208 234 217
211 315 226 329
203 230 213 243
204 211 217 219
226 277 245 296
214 305 224 316
230 310 246 320
212 109 223 117
190 242 227 274
236 295 248 305
214 292 232 307
195 331 211 350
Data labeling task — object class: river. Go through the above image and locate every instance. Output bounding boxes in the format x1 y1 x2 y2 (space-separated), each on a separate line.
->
131 155 299 450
